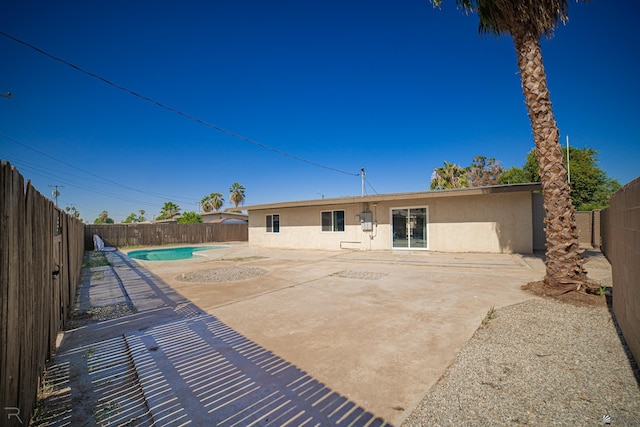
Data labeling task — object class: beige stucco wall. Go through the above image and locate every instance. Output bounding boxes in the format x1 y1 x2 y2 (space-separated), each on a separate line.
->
248 191 533 253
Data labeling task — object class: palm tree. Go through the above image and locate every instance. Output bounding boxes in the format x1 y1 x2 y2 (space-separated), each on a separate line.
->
229 183 245 208
158 201 180 220
430 161 468 190
211 192 224 212
200 195 214 213
201 192 224 212
65 205 81 219
432 0 588 290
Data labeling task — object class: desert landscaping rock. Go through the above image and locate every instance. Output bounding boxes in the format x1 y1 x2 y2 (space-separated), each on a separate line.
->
176 266 267 283
403 297 640 426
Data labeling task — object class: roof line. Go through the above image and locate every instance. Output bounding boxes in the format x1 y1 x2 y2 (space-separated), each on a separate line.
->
228 183 542 211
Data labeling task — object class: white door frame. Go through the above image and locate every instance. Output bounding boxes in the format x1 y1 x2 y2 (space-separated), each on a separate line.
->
390 206 429 250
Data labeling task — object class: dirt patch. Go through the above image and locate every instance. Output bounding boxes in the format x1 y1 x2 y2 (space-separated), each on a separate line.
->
220 256 267 262
522 281 608 308
176 266 267 283
331 270 388 280
66 303 137 329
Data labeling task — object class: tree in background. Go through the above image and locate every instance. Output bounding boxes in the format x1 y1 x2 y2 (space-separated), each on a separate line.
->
499 147 620 210
229 183 245 208
499 149 537 185
431 0 589 290
431 157 502 189
65 205 82 221
498 166 530 185
200 195 213 213
157 202 180 220
211 193 224 212
94 210 114 224
201 192 224 213
177 211 203 224
466 155 503 187
430 161 468 190
123 209 147 223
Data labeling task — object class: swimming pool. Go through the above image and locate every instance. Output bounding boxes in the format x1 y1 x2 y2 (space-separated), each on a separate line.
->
127 246 224 261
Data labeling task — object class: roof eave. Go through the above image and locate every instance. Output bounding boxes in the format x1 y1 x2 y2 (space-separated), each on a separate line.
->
228 183 542 212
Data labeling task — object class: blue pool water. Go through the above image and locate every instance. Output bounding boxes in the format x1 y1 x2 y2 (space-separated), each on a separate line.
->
127 246 224 261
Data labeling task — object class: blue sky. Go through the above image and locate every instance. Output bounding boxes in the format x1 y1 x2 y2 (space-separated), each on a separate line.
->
1 1 638 222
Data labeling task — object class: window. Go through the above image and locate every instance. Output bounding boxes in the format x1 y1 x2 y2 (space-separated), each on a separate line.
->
321 210 345 232
392 207 428 249
266 214 280 233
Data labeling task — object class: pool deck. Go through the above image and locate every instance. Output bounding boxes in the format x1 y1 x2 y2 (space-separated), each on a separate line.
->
38 243 611 426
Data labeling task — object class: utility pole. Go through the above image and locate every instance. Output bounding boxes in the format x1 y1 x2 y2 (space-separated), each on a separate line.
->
49 184 64 207
361 167 365 197
566 135 571 184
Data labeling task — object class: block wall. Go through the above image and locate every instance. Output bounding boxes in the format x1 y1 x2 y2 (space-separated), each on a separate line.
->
602 177 640 366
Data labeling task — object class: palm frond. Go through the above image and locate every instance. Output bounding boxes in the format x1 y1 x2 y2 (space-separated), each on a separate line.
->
434 0 584 39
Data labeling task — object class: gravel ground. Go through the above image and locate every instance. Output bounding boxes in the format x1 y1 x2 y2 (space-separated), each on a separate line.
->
66 302 136 329
403 297 640 426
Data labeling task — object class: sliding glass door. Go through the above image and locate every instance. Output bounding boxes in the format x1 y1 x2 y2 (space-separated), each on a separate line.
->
392 207 427 249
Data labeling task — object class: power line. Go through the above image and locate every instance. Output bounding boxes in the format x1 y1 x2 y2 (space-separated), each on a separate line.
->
3 156 166 208
365 177 379 195
1 133 196 204
0 31 360 178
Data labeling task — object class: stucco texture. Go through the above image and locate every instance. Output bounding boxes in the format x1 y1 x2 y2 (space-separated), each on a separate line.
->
248 191 533 253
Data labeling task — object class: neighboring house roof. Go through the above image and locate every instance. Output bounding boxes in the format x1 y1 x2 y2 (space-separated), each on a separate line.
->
208 218 248 224
153 218 178 223
228 183 542 212
201 211 248 220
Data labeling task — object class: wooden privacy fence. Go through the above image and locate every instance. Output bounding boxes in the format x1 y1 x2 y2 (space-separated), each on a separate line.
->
85 222 248 249
1 161 85 426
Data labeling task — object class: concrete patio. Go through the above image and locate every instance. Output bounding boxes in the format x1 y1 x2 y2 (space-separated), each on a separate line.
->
36 243 557 426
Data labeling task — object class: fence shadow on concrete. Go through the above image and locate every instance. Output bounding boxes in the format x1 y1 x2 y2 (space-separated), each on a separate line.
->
127 314 390 426
33 250 391 426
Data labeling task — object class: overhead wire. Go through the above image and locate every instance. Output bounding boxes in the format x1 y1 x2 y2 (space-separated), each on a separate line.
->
1 133 198 205
0 31 361 178
365 177 379 195
2 155 164 208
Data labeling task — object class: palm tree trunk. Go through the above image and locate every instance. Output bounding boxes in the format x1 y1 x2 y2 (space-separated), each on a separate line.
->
514 33 587 289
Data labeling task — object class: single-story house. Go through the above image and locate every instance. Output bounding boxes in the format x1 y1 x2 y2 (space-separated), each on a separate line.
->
231 183 544 254
157 211 248 224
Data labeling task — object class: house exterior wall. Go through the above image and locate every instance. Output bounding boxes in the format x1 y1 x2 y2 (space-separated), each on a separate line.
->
248 191 533 253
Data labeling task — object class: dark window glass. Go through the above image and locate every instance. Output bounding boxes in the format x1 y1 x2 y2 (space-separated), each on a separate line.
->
321 211 332 232
333 211 345 232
